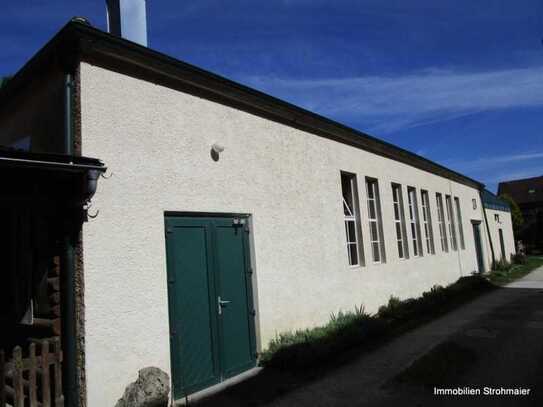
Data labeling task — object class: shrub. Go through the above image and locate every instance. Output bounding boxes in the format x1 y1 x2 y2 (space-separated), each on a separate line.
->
260 305 377 369
260 275 493 370
492 258 511 272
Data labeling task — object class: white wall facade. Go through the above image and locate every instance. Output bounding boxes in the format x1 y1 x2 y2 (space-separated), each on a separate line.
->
484 207 516 264
80 62 489 406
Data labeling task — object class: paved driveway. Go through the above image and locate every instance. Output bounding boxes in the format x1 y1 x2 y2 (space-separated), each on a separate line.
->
269 266 543 407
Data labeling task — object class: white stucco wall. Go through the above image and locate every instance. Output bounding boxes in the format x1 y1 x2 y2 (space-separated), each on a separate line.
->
80 62 488 406
484 208 516 264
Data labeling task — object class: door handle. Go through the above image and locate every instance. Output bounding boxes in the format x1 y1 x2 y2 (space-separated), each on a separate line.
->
218 296 231 315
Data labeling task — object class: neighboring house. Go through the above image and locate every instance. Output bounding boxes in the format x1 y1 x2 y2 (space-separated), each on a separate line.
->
482 189 516 264
498 175 543 254
0 10 516 407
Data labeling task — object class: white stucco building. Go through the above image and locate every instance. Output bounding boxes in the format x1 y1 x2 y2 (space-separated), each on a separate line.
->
0 19 516 407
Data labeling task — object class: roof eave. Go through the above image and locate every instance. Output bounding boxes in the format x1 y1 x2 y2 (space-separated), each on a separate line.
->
0 20 484 190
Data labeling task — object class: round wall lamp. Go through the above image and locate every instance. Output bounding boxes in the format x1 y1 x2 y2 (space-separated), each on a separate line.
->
211 143 225 161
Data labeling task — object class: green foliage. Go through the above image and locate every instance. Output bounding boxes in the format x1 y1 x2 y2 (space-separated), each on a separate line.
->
260 304 381 369
488 255 543 285
499 193 524 234
260 276 493 370
0 76 11 89
492 258 511 272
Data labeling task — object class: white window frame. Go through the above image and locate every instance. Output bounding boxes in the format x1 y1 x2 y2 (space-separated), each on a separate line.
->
436 193 449 252
366 178 385 264
341 172 363 267
454 197 465 250
421 190 435 254
392 184 408 259
407 187 423 257
445 195 458 251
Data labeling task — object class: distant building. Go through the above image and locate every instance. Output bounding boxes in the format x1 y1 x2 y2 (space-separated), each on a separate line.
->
498 175 543 254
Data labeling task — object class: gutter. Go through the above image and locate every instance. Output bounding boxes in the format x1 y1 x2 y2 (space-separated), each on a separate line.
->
479 188 496 270
0 156 105 172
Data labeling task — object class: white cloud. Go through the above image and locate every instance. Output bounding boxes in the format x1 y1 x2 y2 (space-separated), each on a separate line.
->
446 152 543 173
243 66 543 133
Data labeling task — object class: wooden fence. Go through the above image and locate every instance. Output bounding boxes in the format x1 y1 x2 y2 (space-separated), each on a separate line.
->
0 338 63 407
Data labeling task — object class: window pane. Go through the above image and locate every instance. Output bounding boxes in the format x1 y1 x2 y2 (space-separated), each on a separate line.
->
369 200 376 219
372 242 380 262
341 174 354 216
346 220 356 243
392 187 399 202
370 221 378 241
349 243 358 265
367 182 375 199
394 203 400 220
395 223 402 240
397 241 404 258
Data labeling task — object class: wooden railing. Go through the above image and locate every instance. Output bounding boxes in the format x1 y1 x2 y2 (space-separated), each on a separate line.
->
0 338 63 407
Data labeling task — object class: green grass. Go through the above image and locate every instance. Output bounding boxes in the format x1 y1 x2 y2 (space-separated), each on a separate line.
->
260 275 494 370
487 255 543 286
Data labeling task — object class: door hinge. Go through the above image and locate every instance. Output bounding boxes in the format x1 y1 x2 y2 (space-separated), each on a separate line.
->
247 268 253 275
165 228 173 237
250 309 256 317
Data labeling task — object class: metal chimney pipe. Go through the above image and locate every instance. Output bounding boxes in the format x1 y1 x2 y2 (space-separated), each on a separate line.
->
106 0 148 47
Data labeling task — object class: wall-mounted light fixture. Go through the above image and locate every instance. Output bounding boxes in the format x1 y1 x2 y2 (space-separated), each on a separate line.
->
211 143 225 161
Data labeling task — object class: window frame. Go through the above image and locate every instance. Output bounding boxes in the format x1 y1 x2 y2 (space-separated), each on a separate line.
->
436 193 449 252
341 172 364 267
407 186 423 257
391 183 409 260
445 195 458 251
421 190 435 255
454 197 465 250
366 177 386 264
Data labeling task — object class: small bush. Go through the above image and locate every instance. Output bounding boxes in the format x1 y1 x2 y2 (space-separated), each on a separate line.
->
260 276 493 371
492 258 511 272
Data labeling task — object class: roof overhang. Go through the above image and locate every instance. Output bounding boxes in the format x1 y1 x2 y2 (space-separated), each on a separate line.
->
0 20 483 190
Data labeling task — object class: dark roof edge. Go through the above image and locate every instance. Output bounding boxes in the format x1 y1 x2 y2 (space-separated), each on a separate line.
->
0 20 484 190
482 189 511 213
498 175 543 186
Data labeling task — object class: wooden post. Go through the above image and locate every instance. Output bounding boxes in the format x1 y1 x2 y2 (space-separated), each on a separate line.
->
28 343 38 407
0 349 5 407
53 338 64 407
41 340 51 407
13 347 24 407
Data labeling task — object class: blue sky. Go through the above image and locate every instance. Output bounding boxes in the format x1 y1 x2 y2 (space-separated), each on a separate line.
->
1 1 542 192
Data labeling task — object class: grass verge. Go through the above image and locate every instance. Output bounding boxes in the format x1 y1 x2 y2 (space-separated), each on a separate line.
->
487 255 543 286
260 276 494 370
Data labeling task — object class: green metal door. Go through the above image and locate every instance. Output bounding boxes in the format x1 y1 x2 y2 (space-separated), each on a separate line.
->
165 215 256 399
472 221 484 273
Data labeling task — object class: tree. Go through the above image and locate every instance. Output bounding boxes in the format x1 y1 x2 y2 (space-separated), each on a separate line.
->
499 193 524 235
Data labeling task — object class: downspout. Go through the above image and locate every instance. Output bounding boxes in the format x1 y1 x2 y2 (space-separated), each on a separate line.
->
479 188 496 270
61 72 79 407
